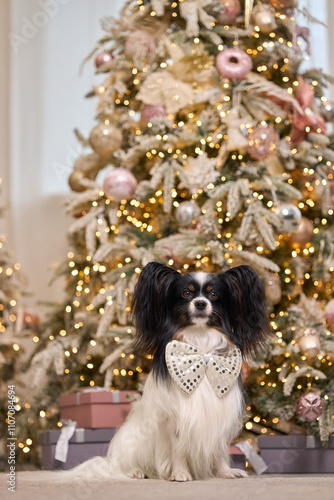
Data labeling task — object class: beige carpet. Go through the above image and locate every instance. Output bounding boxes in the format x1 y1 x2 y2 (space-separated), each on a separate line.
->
1 473 334 500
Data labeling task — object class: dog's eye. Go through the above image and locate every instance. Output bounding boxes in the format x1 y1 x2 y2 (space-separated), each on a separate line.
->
209 291 218 300
182 290 192 299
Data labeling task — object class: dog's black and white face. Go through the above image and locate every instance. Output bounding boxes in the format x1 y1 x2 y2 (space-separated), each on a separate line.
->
175 272 222 327
132 262 270 379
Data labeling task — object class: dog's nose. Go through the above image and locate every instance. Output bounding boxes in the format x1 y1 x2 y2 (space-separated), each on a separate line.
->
194 300 207 311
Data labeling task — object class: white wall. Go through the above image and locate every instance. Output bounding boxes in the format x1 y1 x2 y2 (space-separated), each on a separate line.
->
298 0 329 78
7 0 125 307
0 0 10 238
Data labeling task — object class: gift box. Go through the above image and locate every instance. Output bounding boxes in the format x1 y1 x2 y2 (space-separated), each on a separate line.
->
40 428 116 470
258 435 334 473
58 389 138 428
229 444 246 470
40 426 245 471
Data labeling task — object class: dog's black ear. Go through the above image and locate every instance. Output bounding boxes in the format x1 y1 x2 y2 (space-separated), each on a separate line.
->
132 262 180 362
217 265 270 357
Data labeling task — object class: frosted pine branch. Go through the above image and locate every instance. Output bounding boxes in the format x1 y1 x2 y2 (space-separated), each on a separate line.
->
231 249 280 273
283 366 327 396
86 218 98 256
96 300 116 338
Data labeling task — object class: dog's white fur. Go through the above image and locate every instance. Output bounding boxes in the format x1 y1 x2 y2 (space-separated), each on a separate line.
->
65 323 245 482
20 324 246 483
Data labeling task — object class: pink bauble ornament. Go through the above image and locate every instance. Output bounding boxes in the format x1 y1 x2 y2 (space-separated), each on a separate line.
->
325 299 334 329
143 104 167 124
95 51 112 69
247 125 279 160
217 0 241 24
216 48 252 80
103 168 137 202
296 392 325 421
125 30 156 59
89 123 123 157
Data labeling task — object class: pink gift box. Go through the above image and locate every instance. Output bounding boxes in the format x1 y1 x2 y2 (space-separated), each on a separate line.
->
58 389 138 428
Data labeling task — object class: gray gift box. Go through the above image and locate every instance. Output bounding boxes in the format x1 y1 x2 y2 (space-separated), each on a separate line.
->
39 428 116 470
40 428 245 471
258 435 334 473
229 444 246 470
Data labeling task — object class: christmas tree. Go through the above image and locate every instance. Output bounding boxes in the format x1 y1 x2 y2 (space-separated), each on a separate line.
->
0 178 39 463
22 0 334 462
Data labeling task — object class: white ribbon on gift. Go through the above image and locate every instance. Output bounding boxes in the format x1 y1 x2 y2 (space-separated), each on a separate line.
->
75 428 85 444
54 419 77 463
306 435 316 448
235 440 268 475
179 0 216 37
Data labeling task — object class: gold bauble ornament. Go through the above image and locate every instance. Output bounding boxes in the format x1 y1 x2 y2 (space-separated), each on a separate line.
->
73 153 99 172
264 274 282 305
252 4 277 33
296 327 320 358
89 123 123 157
288 217 314 248
68 171 87 192
73 153 102 180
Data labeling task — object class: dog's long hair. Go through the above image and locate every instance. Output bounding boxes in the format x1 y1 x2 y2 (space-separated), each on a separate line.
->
132 262 269 378
20 263 270 483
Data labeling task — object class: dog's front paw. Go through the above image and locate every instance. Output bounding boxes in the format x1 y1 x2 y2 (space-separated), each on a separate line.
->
217 468 248 479
170 470 193 482
128 469 146 479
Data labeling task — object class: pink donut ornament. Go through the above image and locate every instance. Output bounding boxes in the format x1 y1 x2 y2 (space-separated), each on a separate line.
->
216 48 253 80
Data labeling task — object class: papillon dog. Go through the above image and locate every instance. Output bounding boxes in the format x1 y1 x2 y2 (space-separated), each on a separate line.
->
30 262 270 484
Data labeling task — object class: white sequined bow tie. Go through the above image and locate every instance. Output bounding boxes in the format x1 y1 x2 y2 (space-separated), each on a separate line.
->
165 340 242 398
